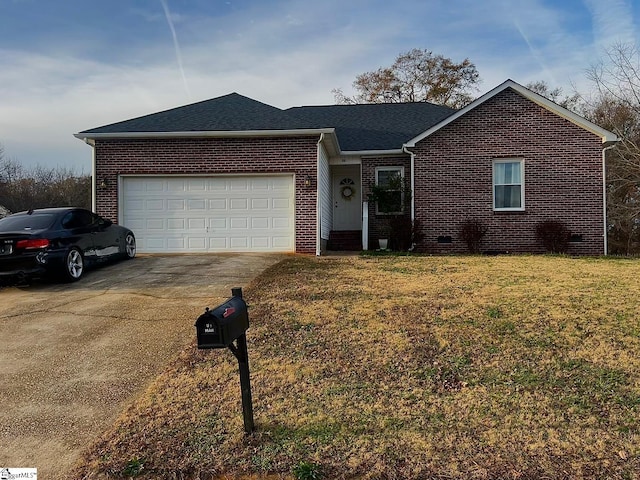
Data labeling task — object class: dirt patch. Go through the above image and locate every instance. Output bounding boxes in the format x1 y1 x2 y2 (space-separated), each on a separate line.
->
0 253 284 479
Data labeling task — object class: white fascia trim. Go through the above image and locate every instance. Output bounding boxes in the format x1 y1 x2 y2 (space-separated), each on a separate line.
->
404 79 620 147
341 149 405 157
74 128 336 141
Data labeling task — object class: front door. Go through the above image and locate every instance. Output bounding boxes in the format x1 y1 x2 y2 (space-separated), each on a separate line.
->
332 165 361 231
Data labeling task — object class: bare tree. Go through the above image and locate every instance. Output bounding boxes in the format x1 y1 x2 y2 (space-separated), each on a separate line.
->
0 143 91 213
585 43 640 254
525 80 582 113
333 48 481 108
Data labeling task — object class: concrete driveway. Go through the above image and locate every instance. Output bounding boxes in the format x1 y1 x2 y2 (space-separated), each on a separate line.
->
0 253 283 479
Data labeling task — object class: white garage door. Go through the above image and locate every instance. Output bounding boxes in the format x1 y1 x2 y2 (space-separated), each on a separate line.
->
121 175 295 253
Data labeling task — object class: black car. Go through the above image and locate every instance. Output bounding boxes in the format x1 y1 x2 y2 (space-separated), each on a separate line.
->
0 207 136 282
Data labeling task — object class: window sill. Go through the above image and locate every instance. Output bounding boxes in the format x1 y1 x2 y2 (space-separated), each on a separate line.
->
493 209 526 214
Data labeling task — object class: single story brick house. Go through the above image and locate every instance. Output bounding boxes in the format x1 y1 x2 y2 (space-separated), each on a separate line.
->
74 79 618 255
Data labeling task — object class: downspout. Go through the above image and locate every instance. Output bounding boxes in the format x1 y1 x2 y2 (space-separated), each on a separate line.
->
402 146 416 222
316 133 325 256
81 138 97 212
602 143 616 256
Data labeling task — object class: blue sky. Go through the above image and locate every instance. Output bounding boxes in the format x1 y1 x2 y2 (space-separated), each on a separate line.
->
1 0 638 172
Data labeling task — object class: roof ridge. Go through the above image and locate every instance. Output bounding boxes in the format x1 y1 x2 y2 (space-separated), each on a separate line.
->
285 101 457 111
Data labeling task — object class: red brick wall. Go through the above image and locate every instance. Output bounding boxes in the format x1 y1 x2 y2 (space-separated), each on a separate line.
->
411 88 605 255
93 136 319 254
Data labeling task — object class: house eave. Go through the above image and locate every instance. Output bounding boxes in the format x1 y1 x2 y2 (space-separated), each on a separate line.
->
404 79 620 147
74 128 336 142
340 149 405 157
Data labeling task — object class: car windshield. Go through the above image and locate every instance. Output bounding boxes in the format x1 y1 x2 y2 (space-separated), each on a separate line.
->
0 214 57 232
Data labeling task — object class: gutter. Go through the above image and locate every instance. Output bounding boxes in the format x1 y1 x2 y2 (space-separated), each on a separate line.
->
602 143 617 255
341 149 405 157
316 133 325 257
73 128 336 142
402 146 416 222
77 137 98 212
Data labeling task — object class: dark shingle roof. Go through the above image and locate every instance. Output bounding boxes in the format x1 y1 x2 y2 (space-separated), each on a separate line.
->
284 102 456 151
79 93 457 151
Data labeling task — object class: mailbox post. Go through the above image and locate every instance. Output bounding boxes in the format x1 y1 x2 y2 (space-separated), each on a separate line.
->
195 287 254 434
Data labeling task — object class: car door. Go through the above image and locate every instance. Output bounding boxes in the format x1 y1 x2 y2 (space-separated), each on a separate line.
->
60 210 97 259
88 212 121 259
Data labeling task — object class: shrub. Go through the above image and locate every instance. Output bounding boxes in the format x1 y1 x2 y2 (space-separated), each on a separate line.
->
389 217 425 251
535 220 570 253
459 219 488 253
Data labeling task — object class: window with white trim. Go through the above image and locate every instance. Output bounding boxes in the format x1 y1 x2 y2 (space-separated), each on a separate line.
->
493 159 524 211
375 166 404 214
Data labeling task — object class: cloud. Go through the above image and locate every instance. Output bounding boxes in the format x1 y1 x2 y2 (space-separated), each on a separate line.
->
159 0 191 100
583 0 636 49
2 0 640 172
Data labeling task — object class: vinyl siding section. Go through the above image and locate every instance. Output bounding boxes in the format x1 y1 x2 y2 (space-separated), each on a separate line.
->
318 142 332 241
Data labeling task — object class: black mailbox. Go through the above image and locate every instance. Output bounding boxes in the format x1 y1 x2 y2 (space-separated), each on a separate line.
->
195 295 249 349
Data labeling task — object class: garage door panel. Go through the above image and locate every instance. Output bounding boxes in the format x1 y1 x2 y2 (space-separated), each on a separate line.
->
122 175 294 253
251 198 269 209
273 217 291 229
146 219 164 230
251 217 269 229
230 179 249 191
209 238 227 249
167 199 186 211
230 199 249 210
188 237 207 249
167 237 186 250
210 218 227 229
146 237 167 250
187 179 206 191
251 178 270 190
230 217 249 229
126 199 145 211
272 198 291 209
230 237 248 249
208 178 227 190
167 218 185 230
146 199 165 210
188 218 206 230
145 180 165 192
168 179 186 191
187 199 206 210
251 237 270 248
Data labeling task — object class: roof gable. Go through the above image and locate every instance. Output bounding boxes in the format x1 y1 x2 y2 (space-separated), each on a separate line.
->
405 79 619 147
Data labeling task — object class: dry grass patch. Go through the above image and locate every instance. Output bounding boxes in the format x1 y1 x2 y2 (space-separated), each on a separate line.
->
75 255 640 479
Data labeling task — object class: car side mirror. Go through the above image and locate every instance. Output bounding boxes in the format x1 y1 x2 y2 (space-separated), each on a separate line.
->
99 218 113 228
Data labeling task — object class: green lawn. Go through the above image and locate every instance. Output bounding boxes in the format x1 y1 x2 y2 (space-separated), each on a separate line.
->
75 255 640 479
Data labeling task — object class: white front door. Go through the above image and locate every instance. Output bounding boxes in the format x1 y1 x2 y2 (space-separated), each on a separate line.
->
332 166 361 231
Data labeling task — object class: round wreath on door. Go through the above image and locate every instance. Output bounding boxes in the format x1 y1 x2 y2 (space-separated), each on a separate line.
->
340 178 356 201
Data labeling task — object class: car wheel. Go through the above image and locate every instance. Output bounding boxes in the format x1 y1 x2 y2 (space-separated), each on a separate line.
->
63 247 84 282
124 233 136 259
